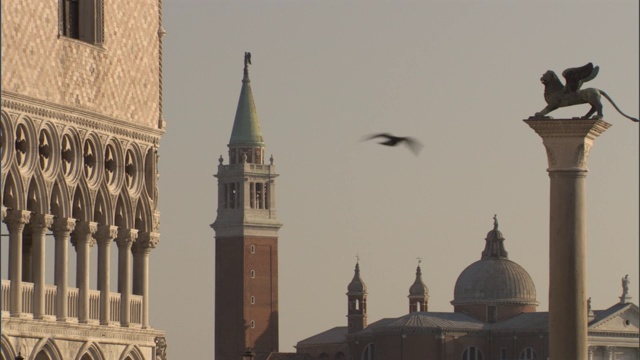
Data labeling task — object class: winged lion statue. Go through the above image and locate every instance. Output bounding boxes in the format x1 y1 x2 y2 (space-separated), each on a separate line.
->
530 63 638 122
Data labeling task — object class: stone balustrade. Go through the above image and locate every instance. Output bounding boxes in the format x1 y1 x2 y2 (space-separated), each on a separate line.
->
1 280 143 326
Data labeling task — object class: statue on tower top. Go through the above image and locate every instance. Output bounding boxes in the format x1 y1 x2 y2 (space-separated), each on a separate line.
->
529 62 638 122
244 52 252 71
620 274 632 304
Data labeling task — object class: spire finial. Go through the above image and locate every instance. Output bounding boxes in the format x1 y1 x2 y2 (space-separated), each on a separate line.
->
244 52 252 77
493 214 499 230
416 257 422 266
355 253 360 264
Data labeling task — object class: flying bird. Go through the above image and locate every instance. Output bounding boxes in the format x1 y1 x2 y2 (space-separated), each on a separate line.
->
362 133 424 155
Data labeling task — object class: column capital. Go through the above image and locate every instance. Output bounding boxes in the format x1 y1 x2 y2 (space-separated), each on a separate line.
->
71 221 97 248
116 228 138 247
96 224 119 243
524 119 611 171
52 217 76 236
3 209 32 230
134 232 160 252
31 214 55 230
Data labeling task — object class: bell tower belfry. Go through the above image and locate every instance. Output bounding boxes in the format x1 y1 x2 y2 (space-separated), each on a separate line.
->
347 260 368 333
212 53 282 360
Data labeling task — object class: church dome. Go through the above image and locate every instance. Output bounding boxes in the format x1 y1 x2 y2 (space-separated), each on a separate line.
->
347 262 367 295
452 259 537 305
451 216 538 307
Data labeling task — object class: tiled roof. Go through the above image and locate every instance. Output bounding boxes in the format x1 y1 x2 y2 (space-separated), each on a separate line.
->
589 303 638 326
297 302 638 347
383 312 485 331
297 327 348 346
488 312 548 330
590 302 638 327
266 353 318 360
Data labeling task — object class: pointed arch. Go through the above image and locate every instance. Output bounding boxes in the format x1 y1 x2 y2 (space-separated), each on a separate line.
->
75 341 106 360
134 197 151 232
1 110 15 171
2 169 25 210
1 333 17 360
30 337 64 360
50 180 71 218
72 181 92 222
114 191 133 229
27 175 48 214
118 344 144 360
93 187 113 226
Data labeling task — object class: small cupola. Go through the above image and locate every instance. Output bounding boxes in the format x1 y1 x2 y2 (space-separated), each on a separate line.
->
347 259 368 333
347 261 367 295
408 260 429 313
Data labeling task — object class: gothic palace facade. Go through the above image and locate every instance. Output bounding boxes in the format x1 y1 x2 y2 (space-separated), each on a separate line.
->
1 1 167 359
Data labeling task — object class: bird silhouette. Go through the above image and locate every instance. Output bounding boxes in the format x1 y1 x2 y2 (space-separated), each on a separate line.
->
362 133 424 155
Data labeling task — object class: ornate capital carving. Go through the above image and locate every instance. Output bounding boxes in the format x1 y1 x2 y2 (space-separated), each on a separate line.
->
135 232 160 251
524 119 611 171
71 221 98 248
153 211 161 232
31 214 55 230
155 336 168 360
2 209 32 231
96 225 119 243
52 217 76 237
116 228 138 248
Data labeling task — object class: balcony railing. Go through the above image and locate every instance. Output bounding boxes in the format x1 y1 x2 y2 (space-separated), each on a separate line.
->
1 280 142 326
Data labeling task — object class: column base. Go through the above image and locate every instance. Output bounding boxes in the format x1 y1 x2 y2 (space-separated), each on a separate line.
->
56 317 77 323
10 313 31 319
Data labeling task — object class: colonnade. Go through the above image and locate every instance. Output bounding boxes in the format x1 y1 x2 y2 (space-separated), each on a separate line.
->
2 208 158 328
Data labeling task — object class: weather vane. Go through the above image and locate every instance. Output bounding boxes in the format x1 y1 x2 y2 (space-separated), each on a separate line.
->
244 52 252 73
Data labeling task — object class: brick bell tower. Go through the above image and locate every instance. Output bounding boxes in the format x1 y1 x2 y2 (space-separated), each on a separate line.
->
212 53 283 360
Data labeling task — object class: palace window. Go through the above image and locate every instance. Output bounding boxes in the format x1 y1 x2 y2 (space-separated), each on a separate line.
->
519 347 537 359
488 305 497 323
462 347 484 360
250 296 255 304
361 343 374 360
250 320 256 328
500 348 507 360
61 0 104 44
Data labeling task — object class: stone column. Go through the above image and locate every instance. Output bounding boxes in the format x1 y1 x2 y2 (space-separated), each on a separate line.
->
133 232 159 328
605 346 615 360
52 217 75 321
71 221 97 323
31 214 54 319
96 224 118 325
116 228 137 326
3 210 31 317
525 119 611 360
21 229 33 282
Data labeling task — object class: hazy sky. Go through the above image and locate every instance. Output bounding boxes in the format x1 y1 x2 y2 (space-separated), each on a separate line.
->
152 1 639 357
4 1 637 359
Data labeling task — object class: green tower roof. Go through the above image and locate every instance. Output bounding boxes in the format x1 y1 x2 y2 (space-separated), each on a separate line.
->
229 64 264 147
